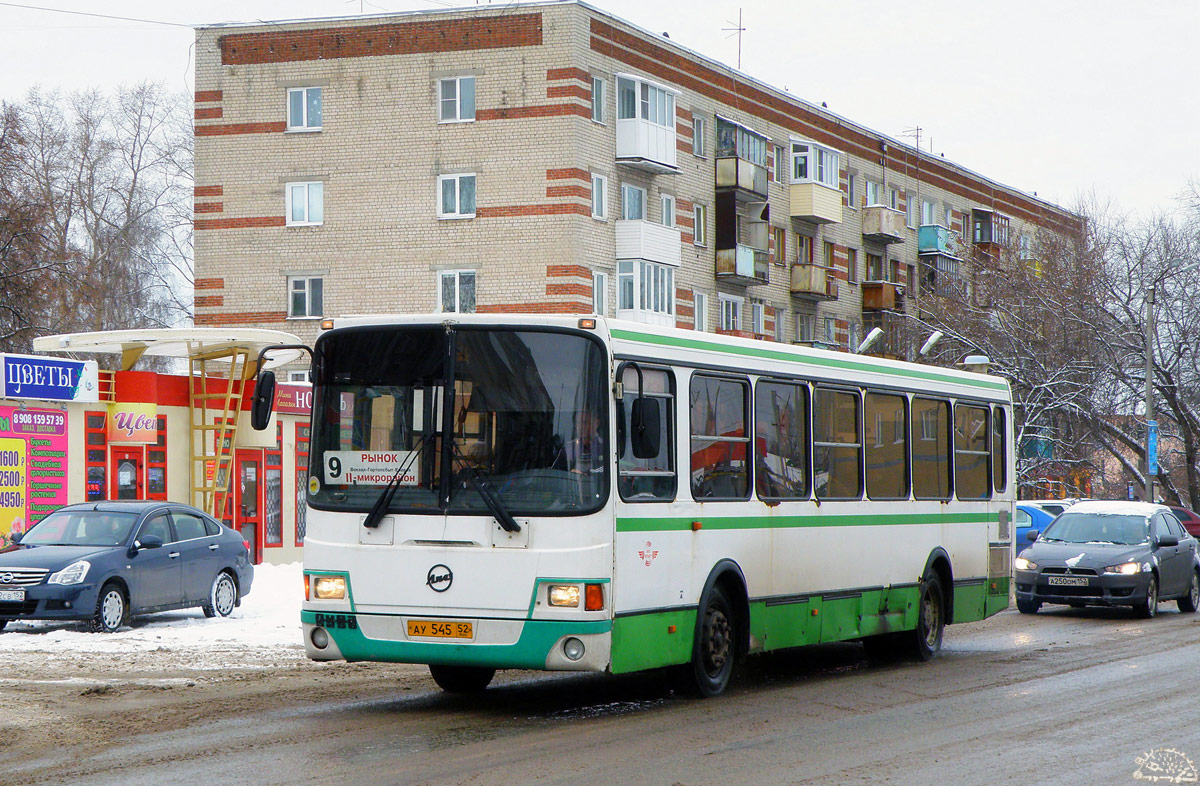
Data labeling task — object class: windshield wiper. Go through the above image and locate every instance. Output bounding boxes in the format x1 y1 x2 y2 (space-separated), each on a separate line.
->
363 434 432 529
446 439 521 533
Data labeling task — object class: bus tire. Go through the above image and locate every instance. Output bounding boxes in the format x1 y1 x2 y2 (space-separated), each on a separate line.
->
687 584 737 697
907 573 945 662
429 664 495 693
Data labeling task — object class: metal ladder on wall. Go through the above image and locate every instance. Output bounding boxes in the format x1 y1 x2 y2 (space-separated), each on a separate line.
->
188 347 254 520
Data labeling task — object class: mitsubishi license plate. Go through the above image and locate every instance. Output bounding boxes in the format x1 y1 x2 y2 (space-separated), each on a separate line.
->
406 619 473 639
0 589 25 602
1047 576 1089 587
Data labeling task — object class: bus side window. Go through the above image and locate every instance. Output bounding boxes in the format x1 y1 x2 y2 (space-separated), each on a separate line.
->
865 392 909 499
912 397 951 499
618 365 676 502
690 375 750 500
954 404 990 499
992 406 1007 494
813 388 862 500
754 379 810 500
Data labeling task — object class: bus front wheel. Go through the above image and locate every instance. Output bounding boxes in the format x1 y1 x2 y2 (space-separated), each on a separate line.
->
687 584 738 697
429 665 495 693
908 573 945 662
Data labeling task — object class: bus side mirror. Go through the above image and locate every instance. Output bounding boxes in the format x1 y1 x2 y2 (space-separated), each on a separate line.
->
250 371 276 431
631 398 660 459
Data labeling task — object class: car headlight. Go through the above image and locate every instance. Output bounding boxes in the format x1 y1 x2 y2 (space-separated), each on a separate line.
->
1014 557 1038 571
48 560 91 585
1104 562 1142 575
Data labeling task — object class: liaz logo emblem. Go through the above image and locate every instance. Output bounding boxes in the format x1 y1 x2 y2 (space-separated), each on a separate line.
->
426 564 453 592
638 541 659 567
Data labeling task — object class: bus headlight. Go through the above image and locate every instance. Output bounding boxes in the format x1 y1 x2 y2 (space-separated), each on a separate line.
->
548 585 580 607
315 576 347 600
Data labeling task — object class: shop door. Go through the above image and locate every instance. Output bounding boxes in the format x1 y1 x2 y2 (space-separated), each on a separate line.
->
111 448 144 500
236 450 263 565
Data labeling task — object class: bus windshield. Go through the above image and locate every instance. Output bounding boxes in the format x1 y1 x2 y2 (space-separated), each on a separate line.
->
309 326 609 516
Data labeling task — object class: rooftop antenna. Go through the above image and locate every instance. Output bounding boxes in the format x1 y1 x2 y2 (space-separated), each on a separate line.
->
723 9 746 70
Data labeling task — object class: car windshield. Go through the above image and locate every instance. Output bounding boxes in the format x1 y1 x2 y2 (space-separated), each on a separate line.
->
21 510 138 547
1041 512 1148 545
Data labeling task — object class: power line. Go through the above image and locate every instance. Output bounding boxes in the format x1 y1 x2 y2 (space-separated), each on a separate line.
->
0 2 191 28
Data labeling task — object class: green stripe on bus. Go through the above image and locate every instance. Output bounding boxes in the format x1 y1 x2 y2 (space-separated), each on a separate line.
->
609 328 1010 393
616 511 999 533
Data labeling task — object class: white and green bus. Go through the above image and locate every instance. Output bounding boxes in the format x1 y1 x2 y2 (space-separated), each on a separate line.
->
253 314 1014 696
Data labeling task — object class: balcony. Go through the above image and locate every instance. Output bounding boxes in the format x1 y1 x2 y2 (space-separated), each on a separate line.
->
861 311 915 360
790 264 838 302
616 117 678 173
862 206 905 244
615 220 682 266
861 281 902 311
716 244 769 286
716 156 768 201
918 224 960 256
789 182 842 225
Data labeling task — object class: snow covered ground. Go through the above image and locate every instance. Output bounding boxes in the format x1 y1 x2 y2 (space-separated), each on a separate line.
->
0 562 307 668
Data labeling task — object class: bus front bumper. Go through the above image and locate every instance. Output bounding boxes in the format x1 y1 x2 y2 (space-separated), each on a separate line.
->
301 610 611 672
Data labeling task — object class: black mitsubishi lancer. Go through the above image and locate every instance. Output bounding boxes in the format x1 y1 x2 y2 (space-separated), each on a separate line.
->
1014 501 1200 618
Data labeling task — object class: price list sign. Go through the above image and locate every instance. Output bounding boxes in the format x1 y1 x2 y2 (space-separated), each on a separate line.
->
0 405 68 546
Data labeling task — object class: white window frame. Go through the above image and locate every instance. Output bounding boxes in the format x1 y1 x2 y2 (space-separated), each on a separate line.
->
287 275 323 319
593 271 608 315
865 180 882 207
591 173 608 220
438 76 476 123
285 181 324 227
694 292 707 331
906 192 917 228
660 194 675 228
617 259 675 325
944 205 954 229
438 269 476 313
889 188 899 210
438 173 477 219
693 204 707 246
796 313 815 342
693 116 707 157
287 87 322 132
846 173 856 208
621 183 646 221
286 369 312 383
719 294 741 331
922 199 936 226
751 301 765 335
617 75 675 128
824 317 837 344
773 144 786 184
591 76 606 124
790 139 841 189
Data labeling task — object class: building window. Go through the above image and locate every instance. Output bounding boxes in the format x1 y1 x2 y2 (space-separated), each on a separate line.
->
847 248 858 284
848 321 858 352
286 370 312 383
693 116 706 157
823 241 835 270
439 270 476 313
693 204 707 246
660 194 675 227
889 188 899 210
865 180 882 206
287 87 322 131
694 292 707 331
288 276 323 318
796 234 813 265
621 183 646 220
906 192 917 228
591 173 607 219
719 294 741 331
772 226 786 265
593 271 607 315
617 76 675 128
791 141 840 188
823 317 836 343
439 76 476 122
751 301 765 334
773 144 786 184
716 117 768 166
944 205 954 230
796 313 815 342
591 76 606 123
922 199 936 226
866 252 884 281
846 173 856 207
285 182 323 226
438 173 476 219
618 260 674 323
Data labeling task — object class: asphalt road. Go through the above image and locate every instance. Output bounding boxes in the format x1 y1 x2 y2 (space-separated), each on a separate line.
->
5 604 1200 786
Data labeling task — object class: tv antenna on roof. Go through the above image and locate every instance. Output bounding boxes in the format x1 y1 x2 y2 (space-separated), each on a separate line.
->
723 9 746 70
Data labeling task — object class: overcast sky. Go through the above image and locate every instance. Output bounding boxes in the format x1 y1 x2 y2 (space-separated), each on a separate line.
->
2 0 1195 218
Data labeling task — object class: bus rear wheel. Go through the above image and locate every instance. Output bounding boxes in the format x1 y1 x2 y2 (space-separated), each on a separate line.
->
907 573 945 662
687 584 738 697
429 665 495 693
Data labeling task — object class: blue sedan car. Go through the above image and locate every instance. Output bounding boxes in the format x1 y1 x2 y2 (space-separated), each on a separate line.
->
1015 503 1056 551
0 501 253 632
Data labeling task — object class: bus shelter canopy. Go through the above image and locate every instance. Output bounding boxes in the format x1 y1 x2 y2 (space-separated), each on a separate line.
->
32 328 304 372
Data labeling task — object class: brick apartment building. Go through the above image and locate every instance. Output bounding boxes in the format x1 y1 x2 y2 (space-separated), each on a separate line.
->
192 0 1081 372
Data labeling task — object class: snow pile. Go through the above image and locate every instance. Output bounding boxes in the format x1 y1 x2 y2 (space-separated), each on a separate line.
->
1 562 306 663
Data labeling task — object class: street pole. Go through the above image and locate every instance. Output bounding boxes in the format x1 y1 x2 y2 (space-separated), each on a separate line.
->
1145 285 1156 502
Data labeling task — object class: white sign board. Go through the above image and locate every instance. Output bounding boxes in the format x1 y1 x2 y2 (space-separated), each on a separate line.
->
323 450 420 486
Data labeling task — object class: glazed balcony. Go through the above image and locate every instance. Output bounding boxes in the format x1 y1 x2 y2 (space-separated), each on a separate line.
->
918 224 960 256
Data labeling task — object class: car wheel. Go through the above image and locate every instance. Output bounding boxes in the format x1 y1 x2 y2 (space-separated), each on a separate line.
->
687 584 738 697
1016 598 1041 615
907 573 945 661
202 572 238 618
1179 570 1200 613
1135 575 1159 619
428 665 495 693
90 582 126 633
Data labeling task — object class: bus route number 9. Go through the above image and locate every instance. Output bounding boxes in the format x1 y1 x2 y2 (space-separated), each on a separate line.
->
327 456 342 478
